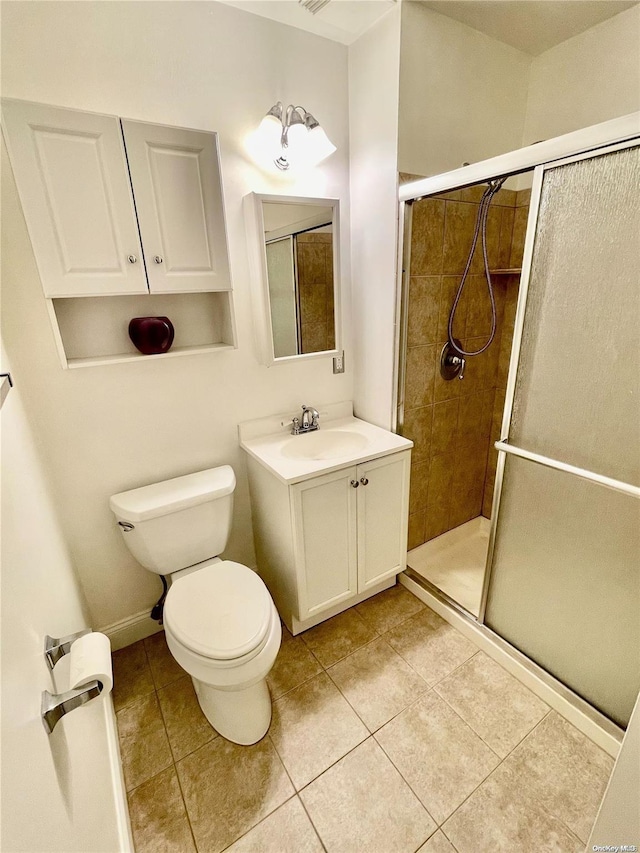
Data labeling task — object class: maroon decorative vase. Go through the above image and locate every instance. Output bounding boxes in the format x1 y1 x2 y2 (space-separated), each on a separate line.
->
128 316 175 355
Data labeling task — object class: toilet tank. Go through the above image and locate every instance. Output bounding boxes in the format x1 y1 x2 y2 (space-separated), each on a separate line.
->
110 466 235 575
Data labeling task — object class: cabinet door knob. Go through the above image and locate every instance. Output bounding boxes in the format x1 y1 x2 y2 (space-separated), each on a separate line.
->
350 480 359 488
154 255 163 264
360 477 369 486
127 254 138 264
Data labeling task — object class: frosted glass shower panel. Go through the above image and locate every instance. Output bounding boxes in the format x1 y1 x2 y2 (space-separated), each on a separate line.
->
485 457 639 727
509 146 640 485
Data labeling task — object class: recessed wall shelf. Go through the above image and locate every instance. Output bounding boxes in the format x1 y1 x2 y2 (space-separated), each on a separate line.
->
66 343 234 370
489 268 522 275
49 292 236 369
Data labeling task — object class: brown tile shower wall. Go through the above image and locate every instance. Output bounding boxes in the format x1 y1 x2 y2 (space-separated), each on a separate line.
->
403 186 528 549
296 232 335 354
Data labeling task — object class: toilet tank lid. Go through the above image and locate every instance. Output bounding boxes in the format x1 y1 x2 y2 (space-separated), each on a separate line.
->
109 466 235 522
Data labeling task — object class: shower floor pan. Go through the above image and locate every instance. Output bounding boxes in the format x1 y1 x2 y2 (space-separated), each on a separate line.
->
407 516 490 617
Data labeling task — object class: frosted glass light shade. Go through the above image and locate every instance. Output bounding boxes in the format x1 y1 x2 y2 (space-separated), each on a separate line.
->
255 114 283 159
304 125 337 167
250 104 336 172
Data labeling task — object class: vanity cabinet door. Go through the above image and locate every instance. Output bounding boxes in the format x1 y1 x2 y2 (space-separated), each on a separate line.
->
356 451 410 591
1 100 147 297
291 467 358 619
121 120 231 293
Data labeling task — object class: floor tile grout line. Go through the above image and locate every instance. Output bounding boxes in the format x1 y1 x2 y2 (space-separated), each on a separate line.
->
287 732 373 797
266 731 299 793
153 675 219 765
169 740 200 853
175 731 297 853
371 731 439 830
269 666 323 703
490 704 603 845
379 626 479 691
439 823 462 852
433 685 539 763
121 674 199 852
437 713 553 826
370 682 548 828
215 793 305 853
444 713 587 849
296 792 329 853
113 683 156 715
324 653 432 737
435 706 590 845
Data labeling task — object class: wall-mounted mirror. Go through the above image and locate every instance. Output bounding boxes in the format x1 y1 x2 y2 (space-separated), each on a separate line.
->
245 194 341 365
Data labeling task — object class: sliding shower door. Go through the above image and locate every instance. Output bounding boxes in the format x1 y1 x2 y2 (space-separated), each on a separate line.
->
484 142 640 728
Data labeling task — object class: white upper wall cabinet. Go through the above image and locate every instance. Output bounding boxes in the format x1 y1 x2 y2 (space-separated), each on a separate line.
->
121 120 231 293
1 99 148 297
2 100 232 298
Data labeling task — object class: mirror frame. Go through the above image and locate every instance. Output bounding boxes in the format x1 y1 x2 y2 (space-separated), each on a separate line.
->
244 192 342 366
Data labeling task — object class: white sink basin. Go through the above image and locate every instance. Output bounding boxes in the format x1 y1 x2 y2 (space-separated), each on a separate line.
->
281 430 369 461
239 404 414 484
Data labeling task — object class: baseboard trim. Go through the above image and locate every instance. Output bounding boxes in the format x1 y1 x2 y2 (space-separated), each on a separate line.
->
399 571 623 758
100 608 163 651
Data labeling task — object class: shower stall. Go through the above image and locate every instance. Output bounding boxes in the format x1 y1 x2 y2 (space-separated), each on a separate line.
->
397 175 530 616
396 130 639 731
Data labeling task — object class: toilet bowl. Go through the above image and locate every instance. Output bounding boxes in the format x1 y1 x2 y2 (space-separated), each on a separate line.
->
163 560 281 744
110 466 281 745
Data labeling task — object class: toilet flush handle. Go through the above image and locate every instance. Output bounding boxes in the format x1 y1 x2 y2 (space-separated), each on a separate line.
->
118 521 135 532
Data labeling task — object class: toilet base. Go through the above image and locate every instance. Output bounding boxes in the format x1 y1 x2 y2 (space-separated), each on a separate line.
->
193 677 272 745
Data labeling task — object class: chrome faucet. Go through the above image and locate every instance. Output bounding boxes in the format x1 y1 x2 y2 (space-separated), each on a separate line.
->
291 404 320 435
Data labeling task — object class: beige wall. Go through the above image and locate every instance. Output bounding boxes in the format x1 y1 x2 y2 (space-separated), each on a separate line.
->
523 5 640 146
349 7 402 429
398 2 531 179
1 1 352 640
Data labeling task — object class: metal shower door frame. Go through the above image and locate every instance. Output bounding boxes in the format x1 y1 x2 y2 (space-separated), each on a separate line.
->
395 112 640 616
477 136 640 623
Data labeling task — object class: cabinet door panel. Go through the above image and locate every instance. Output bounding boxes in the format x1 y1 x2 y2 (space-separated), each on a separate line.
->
357 451 410 590
292 468 357 619
1 100 147 297
121 120 231 293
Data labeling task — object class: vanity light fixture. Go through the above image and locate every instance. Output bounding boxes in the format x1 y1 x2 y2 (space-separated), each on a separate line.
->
253 102 336 171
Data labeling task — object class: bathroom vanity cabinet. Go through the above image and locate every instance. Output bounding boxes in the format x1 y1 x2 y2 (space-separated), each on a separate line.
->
240 405 413 634
2 99 236 366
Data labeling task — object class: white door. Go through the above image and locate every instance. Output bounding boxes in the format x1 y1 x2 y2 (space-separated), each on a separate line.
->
0 345 132 851
291 467 358 619
357 451 410 590
1 99 147 297
121 119 231 293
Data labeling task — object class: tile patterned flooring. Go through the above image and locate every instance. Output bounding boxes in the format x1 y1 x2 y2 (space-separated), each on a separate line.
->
113 584 613 853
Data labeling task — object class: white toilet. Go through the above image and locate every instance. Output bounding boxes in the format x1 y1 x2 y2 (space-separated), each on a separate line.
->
109 465 281 745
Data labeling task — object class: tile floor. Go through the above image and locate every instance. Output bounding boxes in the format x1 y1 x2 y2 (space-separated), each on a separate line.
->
113 584 613 853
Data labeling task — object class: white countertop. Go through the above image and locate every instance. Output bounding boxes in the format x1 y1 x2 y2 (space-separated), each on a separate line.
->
238 402 413 485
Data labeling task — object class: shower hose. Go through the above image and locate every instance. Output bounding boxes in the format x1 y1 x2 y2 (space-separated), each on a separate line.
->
448 177 507 357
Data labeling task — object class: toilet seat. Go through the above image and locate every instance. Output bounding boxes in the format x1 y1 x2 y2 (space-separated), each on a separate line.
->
164 561 273 663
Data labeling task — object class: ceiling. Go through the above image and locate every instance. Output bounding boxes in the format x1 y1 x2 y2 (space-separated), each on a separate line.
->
218 0 397 45
221 0 637 53
418 1 639 55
